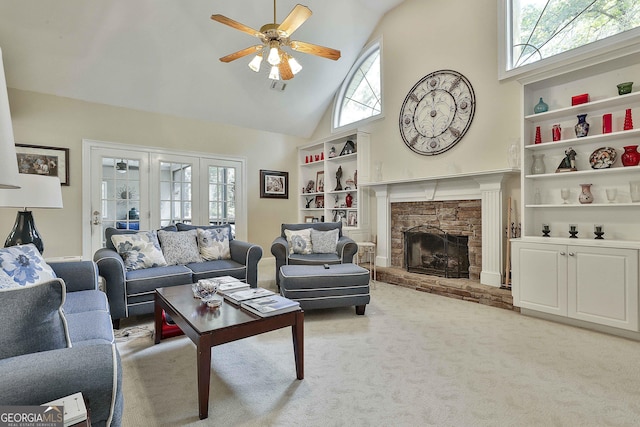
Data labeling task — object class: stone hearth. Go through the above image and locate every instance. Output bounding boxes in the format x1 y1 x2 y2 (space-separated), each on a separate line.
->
375 265 516 311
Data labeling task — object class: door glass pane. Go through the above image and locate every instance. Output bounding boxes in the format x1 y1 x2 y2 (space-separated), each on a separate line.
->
101 157 142 242
208 165 236 236
159 162 193 225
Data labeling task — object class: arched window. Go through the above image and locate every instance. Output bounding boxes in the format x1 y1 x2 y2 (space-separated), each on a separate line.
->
332 40 382 131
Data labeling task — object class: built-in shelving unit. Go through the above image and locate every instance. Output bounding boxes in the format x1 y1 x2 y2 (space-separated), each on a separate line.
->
298 131 370 240
512 53 640 336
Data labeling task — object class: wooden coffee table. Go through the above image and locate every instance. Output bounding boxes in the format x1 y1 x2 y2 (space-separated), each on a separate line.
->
154 284 304 420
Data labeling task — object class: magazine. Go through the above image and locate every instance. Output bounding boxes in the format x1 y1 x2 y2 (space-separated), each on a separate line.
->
223 287 275 305
217 280 249 295
241 295 300 317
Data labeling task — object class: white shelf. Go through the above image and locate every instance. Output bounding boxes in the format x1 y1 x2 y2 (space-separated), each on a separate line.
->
525 164 640 179
525 128 640 151
526 203 639 208
525 91 640 122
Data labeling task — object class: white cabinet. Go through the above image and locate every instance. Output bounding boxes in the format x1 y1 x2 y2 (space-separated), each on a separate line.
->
512 240 638 331
298 131 370 240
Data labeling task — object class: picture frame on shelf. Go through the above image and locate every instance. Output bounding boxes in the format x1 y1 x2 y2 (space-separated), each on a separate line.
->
347 211 357 227
260 170 288 199
340 140 356 156
304 216 314 223
15 143 69 185
312 217 319 223
315 195 324 208
316 171 325 192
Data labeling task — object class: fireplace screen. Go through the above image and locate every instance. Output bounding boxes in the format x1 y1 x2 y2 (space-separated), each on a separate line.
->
403 225 470 278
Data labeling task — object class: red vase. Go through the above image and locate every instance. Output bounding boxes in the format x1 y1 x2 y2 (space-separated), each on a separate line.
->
621 145 640 167
345 193 353 207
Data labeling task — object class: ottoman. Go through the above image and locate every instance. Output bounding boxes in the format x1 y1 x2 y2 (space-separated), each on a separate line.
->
279 263 371 315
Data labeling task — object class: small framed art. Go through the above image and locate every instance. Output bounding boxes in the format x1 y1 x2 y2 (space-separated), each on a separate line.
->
260 170 288 199
304 216 314 223
15 143 69 185
316 171 325 192
315 195 324 208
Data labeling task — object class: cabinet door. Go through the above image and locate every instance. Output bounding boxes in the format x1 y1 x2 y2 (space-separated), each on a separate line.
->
568 247 638 331
512 242 568 316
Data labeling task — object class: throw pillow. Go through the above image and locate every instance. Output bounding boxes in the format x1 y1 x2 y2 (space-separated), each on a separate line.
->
284 228 313 255
177 223 234 241
0 278 71 359
157 229 203 265
111 230 167 271
197 227 231 260
0 244 57 288
311 229 339 254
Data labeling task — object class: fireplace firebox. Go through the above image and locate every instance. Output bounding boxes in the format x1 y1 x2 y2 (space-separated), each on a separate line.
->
403 225 470 279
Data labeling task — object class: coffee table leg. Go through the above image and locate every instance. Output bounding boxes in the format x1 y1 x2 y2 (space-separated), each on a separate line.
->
292 311 304 380
197 340 212 419
154 294 163 344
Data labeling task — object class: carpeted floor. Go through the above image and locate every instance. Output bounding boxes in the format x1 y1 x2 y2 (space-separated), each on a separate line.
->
117 282 640 426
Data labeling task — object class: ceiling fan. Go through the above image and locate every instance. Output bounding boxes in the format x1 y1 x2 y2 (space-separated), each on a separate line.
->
211 1 341 81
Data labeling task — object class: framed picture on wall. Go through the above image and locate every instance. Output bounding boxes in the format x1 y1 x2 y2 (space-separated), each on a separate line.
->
260 169 288 199
15 143 69 185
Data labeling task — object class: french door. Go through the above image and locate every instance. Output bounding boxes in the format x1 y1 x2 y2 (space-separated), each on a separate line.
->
82 140 246 260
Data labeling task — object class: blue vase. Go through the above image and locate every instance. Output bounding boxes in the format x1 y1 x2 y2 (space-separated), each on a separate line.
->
534 97 548 114
574 114 590 138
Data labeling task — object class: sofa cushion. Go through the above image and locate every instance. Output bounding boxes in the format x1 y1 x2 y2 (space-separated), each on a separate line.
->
287 253 342 265
65 310 115 346
63 290 110 314
111 230 167 271
125 265 193 295
105 225 177 251
0 244 57 288
176 223 234 241
187 259 246 282
157 229 202 265
0 278 71 359
197 227 231 260
285 228 313 255
311 228 339 254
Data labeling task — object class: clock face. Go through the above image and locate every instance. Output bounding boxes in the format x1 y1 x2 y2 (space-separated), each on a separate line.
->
399 70 476 156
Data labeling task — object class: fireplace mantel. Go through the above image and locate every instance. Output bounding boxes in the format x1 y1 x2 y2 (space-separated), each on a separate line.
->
361 169 519 287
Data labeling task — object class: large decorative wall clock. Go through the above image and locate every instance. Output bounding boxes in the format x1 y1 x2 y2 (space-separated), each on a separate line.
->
399 69 476 156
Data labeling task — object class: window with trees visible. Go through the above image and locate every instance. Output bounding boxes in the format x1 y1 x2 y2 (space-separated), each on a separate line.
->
333 41 382 131
504 0 640 75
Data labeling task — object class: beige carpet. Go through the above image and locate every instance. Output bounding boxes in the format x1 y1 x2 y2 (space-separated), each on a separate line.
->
117 282 640 426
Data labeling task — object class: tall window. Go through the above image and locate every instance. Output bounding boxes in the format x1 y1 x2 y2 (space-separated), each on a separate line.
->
159 162 192 225
333 40 382 131
208 165 235 229
503 0 640 76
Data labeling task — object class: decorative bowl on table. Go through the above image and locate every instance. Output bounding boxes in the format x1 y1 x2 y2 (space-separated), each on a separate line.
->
192 280 221 308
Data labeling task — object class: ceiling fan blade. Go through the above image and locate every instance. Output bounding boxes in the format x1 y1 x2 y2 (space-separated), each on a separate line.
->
279 59 294 80
290 41 341 61
211 14 264 39
219 45 263 63
278 4 312 37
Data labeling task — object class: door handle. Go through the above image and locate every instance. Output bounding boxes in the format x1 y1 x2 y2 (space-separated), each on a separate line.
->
92 211 102 225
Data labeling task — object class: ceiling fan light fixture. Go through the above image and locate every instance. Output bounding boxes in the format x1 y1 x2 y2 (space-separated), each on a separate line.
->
248 53 263 72
287 55 302 75
269 65 280 80
267 42 281 66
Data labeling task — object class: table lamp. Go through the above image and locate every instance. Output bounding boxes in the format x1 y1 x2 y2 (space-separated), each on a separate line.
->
0 174 63 254
0 46 21 189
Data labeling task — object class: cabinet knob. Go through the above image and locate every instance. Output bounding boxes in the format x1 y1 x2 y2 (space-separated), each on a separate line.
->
569 252 575 256
559 251 566 256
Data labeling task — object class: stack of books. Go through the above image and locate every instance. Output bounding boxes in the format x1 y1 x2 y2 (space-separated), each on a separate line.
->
43 392 88 427
241 295 300 317
223 287 275 305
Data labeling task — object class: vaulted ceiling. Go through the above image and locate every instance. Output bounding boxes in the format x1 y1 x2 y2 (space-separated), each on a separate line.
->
0 0 405 138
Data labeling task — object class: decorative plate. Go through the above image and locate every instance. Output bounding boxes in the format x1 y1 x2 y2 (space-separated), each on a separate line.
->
589 147 617 169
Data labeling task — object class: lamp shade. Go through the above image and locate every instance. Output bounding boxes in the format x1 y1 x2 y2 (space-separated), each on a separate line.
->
0 47 20 189
0 174 63 209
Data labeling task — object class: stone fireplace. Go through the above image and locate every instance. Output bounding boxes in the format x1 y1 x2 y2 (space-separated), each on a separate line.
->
363 169 518 287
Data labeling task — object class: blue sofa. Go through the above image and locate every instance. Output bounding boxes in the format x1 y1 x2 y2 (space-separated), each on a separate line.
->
0 255 123 427
94 223 263 328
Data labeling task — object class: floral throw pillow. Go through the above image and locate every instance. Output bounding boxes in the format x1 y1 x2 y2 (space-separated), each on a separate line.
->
158 229 203 265
111 230 167 271
311 229 339 254
284 229 313 255
197 227 231 260
0 244 57 288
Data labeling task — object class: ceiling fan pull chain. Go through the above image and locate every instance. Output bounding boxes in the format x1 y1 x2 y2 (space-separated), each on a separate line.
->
274 0 277 24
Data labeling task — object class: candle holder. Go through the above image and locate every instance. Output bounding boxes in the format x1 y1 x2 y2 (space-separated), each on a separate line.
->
594 225 604 240
542 224 550 237
569 224 578 238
